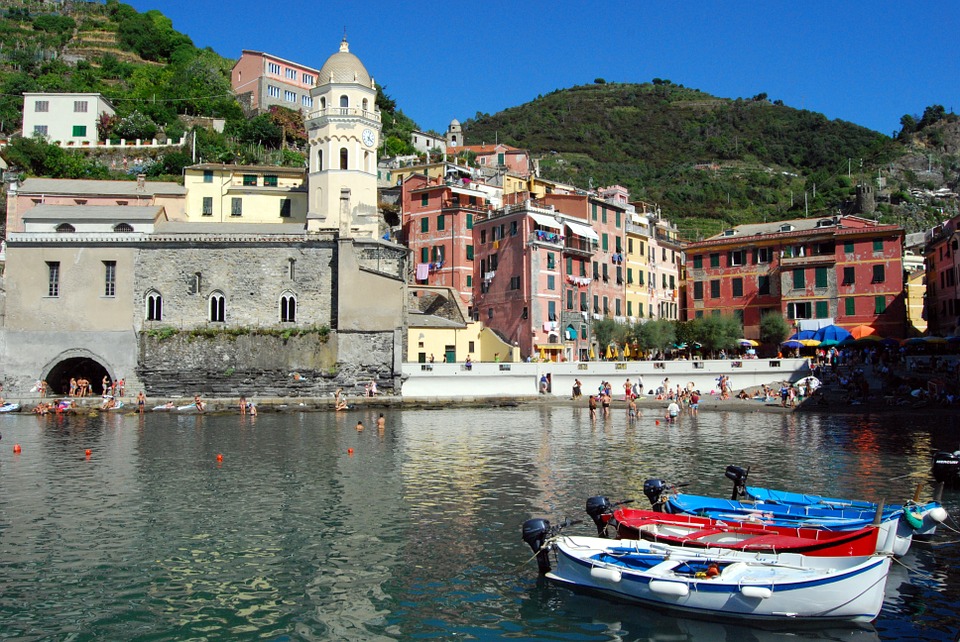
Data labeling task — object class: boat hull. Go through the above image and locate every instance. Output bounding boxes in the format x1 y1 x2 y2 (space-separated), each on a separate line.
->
611 508 880 557
666 494 906 556
547 536 891 623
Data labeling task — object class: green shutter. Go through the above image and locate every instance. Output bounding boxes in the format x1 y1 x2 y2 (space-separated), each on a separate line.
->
466 245 474 260
874 296 886 313
466 214 473 229
693 255 703 269
815 301 828 318
815 267 827 288
845 297 856 315
793 269 805 288
420 217 429 233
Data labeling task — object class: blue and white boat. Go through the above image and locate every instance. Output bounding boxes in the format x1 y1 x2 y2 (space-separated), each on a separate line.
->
743 486 947 537
642 475 914 555
522 524 891 623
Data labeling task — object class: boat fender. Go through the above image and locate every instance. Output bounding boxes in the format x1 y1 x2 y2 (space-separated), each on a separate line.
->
590 566 622 583
648 580 689 597
740 585 773 599
903 509 924 530
928 506 948 523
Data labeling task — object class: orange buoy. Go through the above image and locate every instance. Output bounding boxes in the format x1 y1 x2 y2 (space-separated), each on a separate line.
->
13 444 21 454
216 453 223 462
655 420 660 425
85 449 92 457
347 448 354 455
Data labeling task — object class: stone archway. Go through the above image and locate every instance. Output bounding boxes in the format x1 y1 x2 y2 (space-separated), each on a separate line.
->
42 351 112 396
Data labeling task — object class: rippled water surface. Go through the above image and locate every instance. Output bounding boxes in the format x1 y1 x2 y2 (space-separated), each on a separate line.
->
0 407 959 641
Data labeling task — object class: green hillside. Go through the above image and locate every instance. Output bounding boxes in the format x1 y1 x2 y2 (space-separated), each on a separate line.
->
464 81 959 238
0 1 417 179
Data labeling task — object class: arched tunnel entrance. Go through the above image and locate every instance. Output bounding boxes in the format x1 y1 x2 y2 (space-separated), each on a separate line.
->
45 357 111 396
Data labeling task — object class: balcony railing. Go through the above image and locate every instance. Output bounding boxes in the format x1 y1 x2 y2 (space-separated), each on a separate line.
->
306 106 380 122
564 238 596 256
780 253 836 267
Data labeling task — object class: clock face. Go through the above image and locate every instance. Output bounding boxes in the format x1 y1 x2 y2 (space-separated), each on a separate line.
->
362 129 375 147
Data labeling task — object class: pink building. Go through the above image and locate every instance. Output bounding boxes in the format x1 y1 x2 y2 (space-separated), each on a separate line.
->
447 144 531 178
231 50 319 114
925 214 960 336
5 178 186 236
473 200 597 361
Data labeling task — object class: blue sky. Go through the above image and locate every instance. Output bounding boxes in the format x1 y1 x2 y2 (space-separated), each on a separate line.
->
127 1 959 137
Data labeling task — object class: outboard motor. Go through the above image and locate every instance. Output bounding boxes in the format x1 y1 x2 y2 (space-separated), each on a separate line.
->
932 451 960 485
585 496 613 537
643 479 669 512
725 465 750 500
522 518 553 574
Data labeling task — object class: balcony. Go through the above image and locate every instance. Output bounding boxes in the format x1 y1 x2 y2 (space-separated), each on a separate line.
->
529 230 563 247
564 238 596 258
306 106 380 122
780 253 836 268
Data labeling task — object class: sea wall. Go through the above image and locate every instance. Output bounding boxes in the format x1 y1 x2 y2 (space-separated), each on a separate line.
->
400 358 811 399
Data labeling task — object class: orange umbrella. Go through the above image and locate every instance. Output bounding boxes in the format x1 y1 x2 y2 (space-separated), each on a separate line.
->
849 325 876 339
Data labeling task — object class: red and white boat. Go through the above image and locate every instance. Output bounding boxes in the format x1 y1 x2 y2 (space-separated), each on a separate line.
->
586 500 880 557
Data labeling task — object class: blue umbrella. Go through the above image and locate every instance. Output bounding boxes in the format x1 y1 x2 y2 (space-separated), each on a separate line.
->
781 340 804 349
789 330 818 341
814 325 852 343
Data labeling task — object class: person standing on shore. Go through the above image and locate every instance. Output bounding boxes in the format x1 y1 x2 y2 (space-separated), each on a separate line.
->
137 391 146 414
572 379 582 399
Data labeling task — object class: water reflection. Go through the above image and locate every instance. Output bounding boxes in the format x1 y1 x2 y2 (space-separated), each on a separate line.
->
0 408 958 640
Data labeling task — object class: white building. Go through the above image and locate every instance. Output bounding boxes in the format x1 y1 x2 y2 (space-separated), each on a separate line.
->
21 92 115 145
410 130 445 154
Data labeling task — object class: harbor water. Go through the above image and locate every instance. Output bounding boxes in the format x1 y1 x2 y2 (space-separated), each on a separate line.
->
1 405 959 641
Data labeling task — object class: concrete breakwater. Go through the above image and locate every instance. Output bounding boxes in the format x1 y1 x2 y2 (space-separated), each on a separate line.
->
399 357 811 399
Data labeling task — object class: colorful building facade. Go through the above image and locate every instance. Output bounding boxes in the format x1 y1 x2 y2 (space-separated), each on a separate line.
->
684 216 906 338
925 214 960 336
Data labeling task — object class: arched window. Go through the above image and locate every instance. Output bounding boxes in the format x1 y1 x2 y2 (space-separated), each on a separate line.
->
146 290 163 321
113 222 134 232
317 148 323 171
56 223 76 233
362 98 368 111
339 94 349 108
209 291 225 323
280 293 297 323
340 147 348 170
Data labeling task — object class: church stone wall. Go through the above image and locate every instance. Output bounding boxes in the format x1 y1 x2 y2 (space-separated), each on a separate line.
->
134 241 335 331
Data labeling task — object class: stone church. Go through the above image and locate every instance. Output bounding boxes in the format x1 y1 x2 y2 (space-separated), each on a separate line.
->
0 39 409 399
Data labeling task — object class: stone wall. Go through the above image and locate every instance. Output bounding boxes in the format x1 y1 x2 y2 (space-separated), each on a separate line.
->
137 328 399 398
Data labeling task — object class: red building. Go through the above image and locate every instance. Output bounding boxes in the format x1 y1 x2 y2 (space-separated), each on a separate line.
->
683 216 906 338
401 174 488 310
925 214 960 336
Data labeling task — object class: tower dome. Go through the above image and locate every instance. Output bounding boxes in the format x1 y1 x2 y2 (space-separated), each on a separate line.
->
318 37 372 86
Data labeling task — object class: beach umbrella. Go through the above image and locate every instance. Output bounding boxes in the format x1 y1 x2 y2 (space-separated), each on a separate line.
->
880 337 900 347
818 339 840 348
623 344 631 358
589 347 595 359
849 325 876 339
948 336 960 344
923 336 947 344
673 342 687 350
798 339 821 347
838 337 858 347
789 330 818 341
605 345 615 359
814 325 852 343
781 340 804 349
738 338 759 347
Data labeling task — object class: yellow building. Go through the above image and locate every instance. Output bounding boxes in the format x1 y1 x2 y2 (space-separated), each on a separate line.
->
183 164 307 224
906 267 928 336
625 212 653 321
